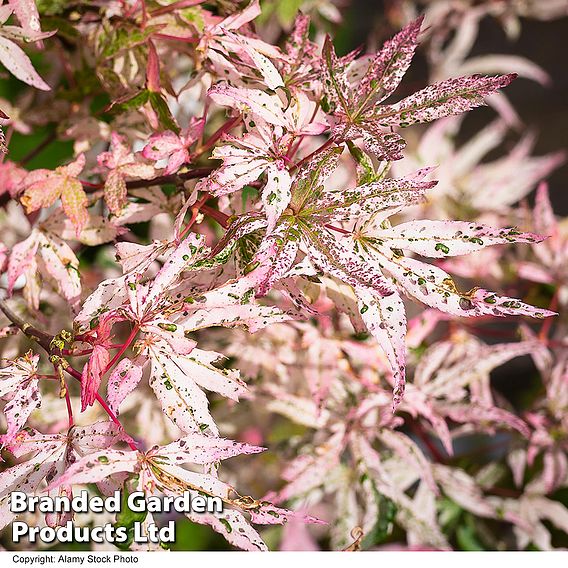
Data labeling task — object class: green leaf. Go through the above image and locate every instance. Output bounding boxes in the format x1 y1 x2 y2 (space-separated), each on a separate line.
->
113 482 148 551
361 493 396 549
109 90 150 115
149 92 180 134
456 515 486 551
347 140 378 185
101 25 162 59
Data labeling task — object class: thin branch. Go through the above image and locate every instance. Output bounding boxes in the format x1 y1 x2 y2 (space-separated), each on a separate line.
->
19 131 58 166
0 300 54 352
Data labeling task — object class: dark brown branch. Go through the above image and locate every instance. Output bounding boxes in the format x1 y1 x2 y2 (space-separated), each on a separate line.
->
19 131 58 166
0 299 54 353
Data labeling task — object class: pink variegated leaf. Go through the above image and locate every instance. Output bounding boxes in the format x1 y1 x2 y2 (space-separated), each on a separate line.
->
59 178 88 234
8 0 41 35
37 232 81 304
355 17 423 111
321 35 354 114
363 242 556 319
248 504 324 526
107 357 145 415
275 434 343 502
253 220 300 295
289 146 343 212
368 221 544 258
262 165 292 232
433 465 508 521
156 434 264 465
0 35 50 90
20 154 88 234
356 287 408 409
177 348 247 402
142 118 203 175
46 449 140 489
425 341 541 397
7 232 39 294
0 352 40 446
186 508 267 551
533 182 558 239
145 233 207 306
74 275 129 332
225 30 284 90
0 423 126 528
147 341 220 436
176 273 293 333
309 174 436 221
439 403 530 437
41 211 124 246
151 461 234 497
304 227 395 297
103 169 127 215
371 74 517 128
115 239 171 274
378 428 437 492
208 83 288 128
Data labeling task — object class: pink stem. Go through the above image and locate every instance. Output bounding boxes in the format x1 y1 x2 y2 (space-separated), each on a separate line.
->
178 193 211 240
196 116 242 157
64 386 74 428
103 325 139 376
290 137 335 172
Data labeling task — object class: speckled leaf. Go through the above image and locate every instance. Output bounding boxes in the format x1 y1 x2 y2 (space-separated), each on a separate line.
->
355 17 423 112
356 287 408 410
308 174 435 221
372 74 517 128
148 341 219 436
368 220 543 258
107 357 145 415
157 434 263 465
0 352 40 445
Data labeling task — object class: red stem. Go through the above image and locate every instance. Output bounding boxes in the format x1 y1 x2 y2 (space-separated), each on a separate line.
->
290 137 336 172
409 419 446 463
196 116 242 157
103 325 139 375
201 204 229 228
64 386 74 428
178 192 211 240
325 223 351 235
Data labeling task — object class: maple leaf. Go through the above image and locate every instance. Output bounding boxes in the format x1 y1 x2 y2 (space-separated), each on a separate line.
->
97 133 155 214
198 0 285 89
142 117 204 175
0 351 40 446
20 154 89 234
518 183 568 304
0 3 52 91
322 17 516 160
7 228 81 309
46 433 319 551
242 147 555 408
0 160 26 198
279 14 321 89
0 422 126 529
